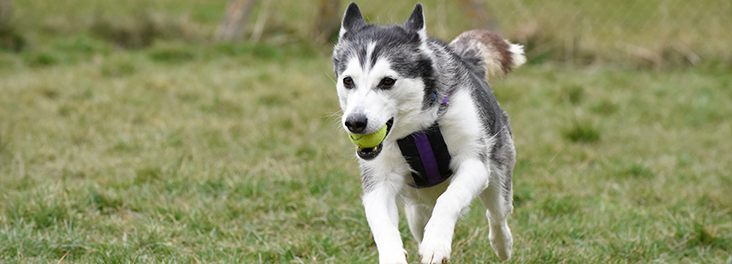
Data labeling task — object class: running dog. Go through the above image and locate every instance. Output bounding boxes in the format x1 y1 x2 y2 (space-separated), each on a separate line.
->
332 2 525 263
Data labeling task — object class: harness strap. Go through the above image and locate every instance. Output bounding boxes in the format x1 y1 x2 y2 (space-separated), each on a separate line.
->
398 90 452 188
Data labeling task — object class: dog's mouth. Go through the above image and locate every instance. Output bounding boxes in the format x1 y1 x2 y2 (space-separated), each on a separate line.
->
356 118 394 160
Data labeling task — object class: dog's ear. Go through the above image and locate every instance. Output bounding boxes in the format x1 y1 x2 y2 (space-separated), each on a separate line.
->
404 3 426 33
340 2 366 38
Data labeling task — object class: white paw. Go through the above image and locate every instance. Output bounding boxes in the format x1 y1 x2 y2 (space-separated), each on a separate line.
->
419 239 451 264
379 248 408 264
489 224 513 260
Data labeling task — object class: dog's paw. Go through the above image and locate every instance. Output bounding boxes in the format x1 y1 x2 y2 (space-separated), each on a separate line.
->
489 224 513 260
418 240 451 264
379 248 409 264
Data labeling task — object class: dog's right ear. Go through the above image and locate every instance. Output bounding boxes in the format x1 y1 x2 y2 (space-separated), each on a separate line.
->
339 2 366 38
404 3 425 33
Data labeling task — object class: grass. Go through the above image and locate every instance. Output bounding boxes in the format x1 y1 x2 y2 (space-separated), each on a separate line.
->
1 0 731 263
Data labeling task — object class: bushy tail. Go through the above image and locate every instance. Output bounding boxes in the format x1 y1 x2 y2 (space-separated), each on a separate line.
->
449 30 526 80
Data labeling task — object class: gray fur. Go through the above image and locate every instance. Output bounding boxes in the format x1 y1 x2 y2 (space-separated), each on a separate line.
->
333 3 524 262
333 0 514 214
359 164 377 193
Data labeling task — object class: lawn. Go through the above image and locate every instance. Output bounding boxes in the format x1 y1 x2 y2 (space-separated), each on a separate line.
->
1 0 731 263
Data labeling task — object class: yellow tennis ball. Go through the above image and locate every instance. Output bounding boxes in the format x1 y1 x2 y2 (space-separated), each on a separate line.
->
348 124 388 148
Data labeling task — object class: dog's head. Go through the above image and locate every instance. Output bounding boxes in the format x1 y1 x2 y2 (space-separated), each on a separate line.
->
332 3 438 160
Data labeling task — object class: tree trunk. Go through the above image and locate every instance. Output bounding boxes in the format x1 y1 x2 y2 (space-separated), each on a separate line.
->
0 0 11 27
216 0 260 42
455 0 500 32
0 0 24 52
312 0 341 43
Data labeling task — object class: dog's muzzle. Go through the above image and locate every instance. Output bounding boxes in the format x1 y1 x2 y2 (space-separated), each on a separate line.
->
356 118 393 160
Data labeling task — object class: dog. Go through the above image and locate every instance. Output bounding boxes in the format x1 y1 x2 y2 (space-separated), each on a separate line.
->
332 2 525 263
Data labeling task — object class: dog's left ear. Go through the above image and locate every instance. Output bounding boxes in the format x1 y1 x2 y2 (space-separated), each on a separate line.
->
404 3 426 34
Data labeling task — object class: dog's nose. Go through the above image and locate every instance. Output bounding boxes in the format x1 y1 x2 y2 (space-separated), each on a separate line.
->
345 114 368 133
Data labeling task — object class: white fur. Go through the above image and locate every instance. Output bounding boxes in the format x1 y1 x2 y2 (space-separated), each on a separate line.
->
483 42 525 80
509 43 527 69
338 57 437 140
449 32 526 80
336 7 517 263
338 44 402 135
414 91 493 263
339 27 347 39
343 73 513 263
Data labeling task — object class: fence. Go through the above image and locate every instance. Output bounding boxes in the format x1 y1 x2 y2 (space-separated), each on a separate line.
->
227 0 731 68
3 0 729 68
485 0 731 68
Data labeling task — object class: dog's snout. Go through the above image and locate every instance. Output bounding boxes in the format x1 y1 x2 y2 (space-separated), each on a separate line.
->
345 114 368 133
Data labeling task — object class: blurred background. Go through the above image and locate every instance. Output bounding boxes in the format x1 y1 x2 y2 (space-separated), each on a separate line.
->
1 0 730 68
1 0 730 263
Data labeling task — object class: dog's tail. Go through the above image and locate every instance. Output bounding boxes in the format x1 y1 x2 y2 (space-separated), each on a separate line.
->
449 30 526 80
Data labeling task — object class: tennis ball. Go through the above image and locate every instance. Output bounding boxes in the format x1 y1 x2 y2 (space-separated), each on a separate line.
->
348 124 388 148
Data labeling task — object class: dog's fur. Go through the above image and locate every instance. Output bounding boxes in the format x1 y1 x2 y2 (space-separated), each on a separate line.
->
332 3 525 263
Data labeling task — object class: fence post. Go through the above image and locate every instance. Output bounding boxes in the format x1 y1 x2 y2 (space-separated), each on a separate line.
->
455 0 500 32
0 0 11 27
0 0 24 52
312 0 340 43
216 0 260 42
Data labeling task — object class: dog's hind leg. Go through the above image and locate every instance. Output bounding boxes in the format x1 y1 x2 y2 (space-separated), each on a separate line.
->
405 203 432 242
480 134 515 260
479 175 513 261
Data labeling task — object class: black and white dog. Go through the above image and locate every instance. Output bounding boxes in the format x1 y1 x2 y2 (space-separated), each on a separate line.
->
332 3 525 263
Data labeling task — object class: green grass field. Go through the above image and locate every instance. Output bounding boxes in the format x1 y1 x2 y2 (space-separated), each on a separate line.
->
1 0 731 263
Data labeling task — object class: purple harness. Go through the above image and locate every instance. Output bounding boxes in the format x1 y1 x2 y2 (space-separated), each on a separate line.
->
397 91 453 188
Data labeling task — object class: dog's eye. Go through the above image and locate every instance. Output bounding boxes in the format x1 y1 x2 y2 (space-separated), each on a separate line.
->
343 77 354 89
379 77 396 89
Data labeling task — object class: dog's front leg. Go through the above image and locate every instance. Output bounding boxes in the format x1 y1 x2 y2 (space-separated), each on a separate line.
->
363 181 408 264
419 159 489 264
